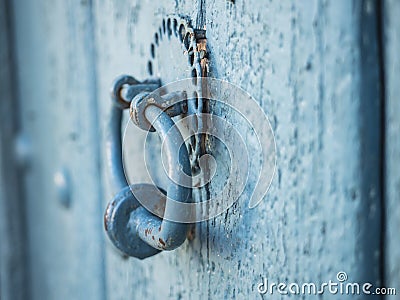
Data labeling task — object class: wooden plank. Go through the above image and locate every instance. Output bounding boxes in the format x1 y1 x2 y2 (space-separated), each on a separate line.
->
0 0 29 298
10 1 105 299
92 1 200 299
205 0 382 297
384 0 400 294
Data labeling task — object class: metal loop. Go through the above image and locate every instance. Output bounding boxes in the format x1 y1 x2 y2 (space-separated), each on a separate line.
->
110 75 139 109
104 76 192 258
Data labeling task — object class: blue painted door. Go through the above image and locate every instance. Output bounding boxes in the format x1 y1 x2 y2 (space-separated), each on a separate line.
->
0 0 399 299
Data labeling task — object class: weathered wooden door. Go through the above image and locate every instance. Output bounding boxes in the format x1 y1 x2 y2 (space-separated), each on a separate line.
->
1 0 399 299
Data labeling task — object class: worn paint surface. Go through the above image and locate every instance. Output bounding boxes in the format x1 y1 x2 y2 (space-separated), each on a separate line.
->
9 0 105 299
2 0 398 299
95 0 384 299
205 1 382 298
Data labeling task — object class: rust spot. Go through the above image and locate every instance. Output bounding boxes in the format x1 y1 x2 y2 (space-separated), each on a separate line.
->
104 214 108 231
152 235 155 240
186 225 195 241
159 238 166 247
144 228 153 237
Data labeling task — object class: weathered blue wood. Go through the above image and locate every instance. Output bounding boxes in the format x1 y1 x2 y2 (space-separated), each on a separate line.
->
384 0 400 295
0 0 29 298
206 0 382 298
93 1 200 299
4 0 398 299
10 0 105 299
93 0 389 299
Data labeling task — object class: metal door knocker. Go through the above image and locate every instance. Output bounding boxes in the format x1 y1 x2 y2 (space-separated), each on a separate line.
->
104 15 207 259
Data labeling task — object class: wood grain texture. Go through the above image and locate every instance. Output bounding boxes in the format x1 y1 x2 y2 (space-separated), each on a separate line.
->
10 1 105 299
384 0 400 297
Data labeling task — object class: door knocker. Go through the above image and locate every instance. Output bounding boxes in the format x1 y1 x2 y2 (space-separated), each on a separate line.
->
104 15 207 259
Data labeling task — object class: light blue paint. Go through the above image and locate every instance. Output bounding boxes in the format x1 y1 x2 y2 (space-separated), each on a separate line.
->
0 0 398 299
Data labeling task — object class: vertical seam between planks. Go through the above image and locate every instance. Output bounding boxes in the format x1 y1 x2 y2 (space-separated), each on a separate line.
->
358 0 383 294
2 0 31 298
376 0 386 291
86 0 107 299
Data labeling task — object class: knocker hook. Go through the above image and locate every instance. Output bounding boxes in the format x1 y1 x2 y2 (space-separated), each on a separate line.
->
104 75 192 259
